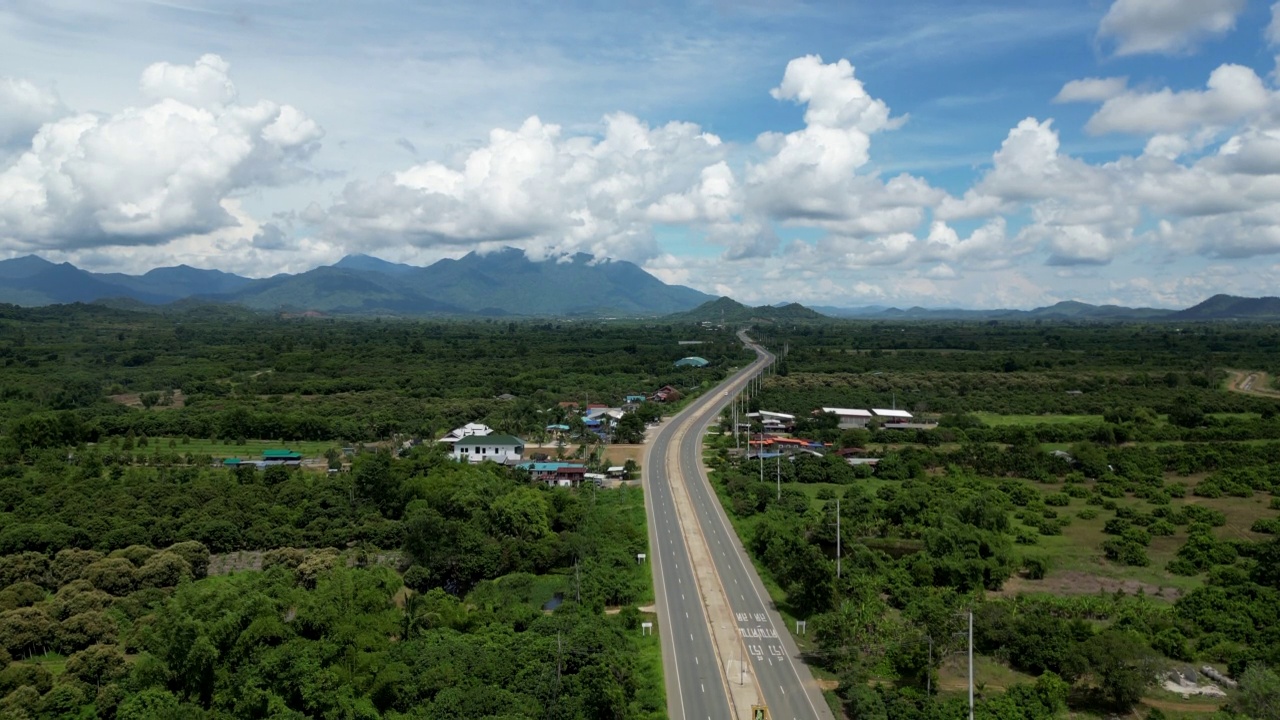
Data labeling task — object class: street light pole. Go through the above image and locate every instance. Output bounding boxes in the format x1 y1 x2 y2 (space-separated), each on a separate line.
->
968 610 974 720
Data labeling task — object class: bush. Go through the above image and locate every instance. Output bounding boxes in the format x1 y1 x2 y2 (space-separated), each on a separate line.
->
1122 527 1152 546
1099 483 1125 499
1149 520 1177 536
1270 496 1280 510
1065 484 1090 499
1024 556 1049 580
263 547 306 571
1103 518 1132 536
1103 538 1149 566
1250 518 1280 534
1045 493 1070 507
1077 508 1099 520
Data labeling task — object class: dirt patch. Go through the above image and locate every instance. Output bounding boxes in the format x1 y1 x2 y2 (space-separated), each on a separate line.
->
816 679 840 691
996 571 1183 601
109 389 187 410
1143 698 1224 713
602 444 644 467
1225 369 1280 399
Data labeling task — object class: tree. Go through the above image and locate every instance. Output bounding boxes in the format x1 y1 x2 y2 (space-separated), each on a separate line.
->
489 488 552 542
0 607 54 658
1231 664 1280 720
1081 629 1157 712
64 643 127 689
165 541 211 579
138 551 193 589
83 557 138 596
612 412 646 444
354 451 400 516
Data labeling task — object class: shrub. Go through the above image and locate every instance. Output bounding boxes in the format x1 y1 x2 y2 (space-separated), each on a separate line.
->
1122 527 1152 546
1149 520 1177 537
1099 483 1125 499
1065 485 1090 499
263 547 306 571
1103 518 1132 536
1077 508 1099 520
1024 557 1049 580
1250 518 1280 534
1045 493 1070 507
1270 496 1280 510
1103 538 1149 566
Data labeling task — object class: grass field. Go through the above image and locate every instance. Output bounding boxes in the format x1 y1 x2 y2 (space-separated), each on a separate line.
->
633 612 667 720
1013 477 1278 597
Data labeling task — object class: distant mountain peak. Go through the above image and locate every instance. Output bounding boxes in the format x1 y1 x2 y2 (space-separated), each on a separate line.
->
668 296 824 323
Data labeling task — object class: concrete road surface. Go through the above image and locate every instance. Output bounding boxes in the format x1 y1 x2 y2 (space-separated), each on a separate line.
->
645 332 834 720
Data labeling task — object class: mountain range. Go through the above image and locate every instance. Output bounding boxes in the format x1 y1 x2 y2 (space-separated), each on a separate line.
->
1 251 1278 320
0 249 714 317
812 296 1280 322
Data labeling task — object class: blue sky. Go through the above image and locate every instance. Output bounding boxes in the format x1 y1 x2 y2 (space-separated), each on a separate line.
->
2 0 1279 308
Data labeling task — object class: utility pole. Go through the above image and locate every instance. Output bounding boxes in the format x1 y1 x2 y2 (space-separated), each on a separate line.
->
968 610 974 720
776 454 781 503
759 437 764 485
836 497 842 579
575 559 581 604
927 635 933 694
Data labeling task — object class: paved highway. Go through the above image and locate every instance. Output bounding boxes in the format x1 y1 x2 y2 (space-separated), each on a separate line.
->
646 412 733 720
646 333 833 720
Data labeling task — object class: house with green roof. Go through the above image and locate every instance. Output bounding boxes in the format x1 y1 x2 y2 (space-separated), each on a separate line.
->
451 434 525 465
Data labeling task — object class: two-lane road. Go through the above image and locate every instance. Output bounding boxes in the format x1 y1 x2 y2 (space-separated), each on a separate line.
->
646 418 734 720
646 333 833 720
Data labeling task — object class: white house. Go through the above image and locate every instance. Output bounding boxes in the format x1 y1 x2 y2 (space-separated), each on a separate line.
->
440 422 493 444
451 434 525 465
871 409 913 420
821 407 873 429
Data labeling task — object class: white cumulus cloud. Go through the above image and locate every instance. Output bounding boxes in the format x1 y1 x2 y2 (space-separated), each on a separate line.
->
324 112 729 263
1085 64 1274 134
0 55 323 251
1054 77 1129 103
1098 0 1247 56
0 78 66 152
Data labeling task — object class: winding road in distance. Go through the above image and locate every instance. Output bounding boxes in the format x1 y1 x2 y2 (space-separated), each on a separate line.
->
644 331 834 720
